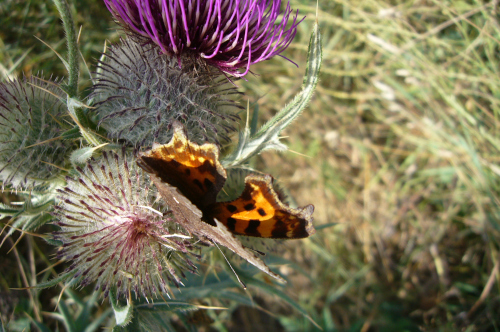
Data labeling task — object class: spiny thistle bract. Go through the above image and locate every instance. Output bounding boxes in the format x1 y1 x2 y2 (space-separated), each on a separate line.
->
0 76 69 189
103 0 302 77
53 150 199 299
90 38 241 147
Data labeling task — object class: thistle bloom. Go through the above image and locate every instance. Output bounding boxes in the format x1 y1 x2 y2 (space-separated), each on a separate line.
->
103 0 302 77
54 151 198 299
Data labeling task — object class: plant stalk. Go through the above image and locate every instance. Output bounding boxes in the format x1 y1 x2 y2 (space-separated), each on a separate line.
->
52 0 79 98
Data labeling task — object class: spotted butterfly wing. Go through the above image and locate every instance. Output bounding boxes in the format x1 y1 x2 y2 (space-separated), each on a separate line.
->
209 175 315 238
137 122 315 283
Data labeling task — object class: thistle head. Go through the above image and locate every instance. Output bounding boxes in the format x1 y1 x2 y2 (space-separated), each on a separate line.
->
53 150 198 299
0 76 69 189
103 0 302 77
90 38 241 147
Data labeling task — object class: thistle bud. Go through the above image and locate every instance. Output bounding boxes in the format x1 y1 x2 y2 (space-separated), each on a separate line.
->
0 76 69 189
90 38 241 148
53 150 197 299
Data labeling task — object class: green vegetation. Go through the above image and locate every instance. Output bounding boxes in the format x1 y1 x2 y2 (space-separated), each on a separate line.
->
1 0 499 330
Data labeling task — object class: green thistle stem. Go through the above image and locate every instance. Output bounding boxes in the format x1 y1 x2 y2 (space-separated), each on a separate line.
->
52 0 79 98
53 0 101 145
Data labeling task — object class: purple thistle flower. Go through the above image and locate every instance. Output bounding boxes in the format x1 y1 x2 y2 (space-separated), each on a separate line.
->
103 0 302 77
54 150 198 299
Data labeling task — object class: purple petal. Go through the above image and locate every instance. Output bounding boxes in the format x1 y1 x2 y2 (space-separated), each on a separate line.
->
103 0 303 76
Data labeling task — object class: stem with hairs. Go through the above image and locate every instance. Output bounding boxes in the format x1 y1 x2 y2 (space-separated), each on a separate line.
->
52 0 79 98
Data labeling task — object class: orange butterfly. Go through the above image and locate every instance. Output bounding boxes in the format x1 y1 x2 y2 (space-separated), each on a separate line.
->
137 122 315 283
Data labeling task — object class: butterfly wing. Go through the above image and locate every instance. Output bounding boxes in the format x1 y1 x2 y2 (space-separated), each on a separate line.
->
211 174 315 239
209 219 286 283
138 123 285 283
143 172 286 283
137 122 226 208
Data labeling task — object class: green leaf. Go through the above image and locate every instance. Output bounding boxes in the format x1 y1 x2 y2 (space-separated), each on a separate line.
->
30 180 64 195
6 215 28 237
62 126 83 140
250 104 260 136
5 317 31 332
67 97 103 146
322 305 335 331
256 22 322 138
176 313 198 332
34 270 77 289
0 202 21 216
23 212 54 232
225 264 319 326
122 309 177 332
24 195 56 216
63 288 85 308
150 270 235 300
44 236 63 247
217 290 254 306
3 196 56 237
70 143 108 167
315 222 338 231
75 291 100 330
25 316 52 332
135 301 198 313
223 22 322 167
84 308 113 332
110 289 134 327
244 276 319 328
58 300 77 332
326 265 371 304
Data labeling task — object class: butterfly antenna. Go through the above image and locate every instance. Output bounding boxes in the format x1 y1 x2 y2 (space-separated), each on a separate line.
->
212 241 247 289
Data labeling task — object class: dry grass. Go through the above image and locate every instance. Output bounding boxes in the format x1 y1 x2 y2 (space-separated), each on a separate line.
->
241 0 500 330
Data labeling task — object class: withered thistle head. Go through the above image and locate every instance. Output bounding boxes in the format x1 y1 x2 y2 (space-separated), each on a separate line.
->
0 76 69 189
103 0 302 77
90 38 241 147
53 150 198 299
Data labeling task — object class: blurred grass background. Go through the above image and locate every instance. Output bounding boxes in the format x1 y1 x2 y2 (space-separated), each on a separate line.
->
1 0 500 331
